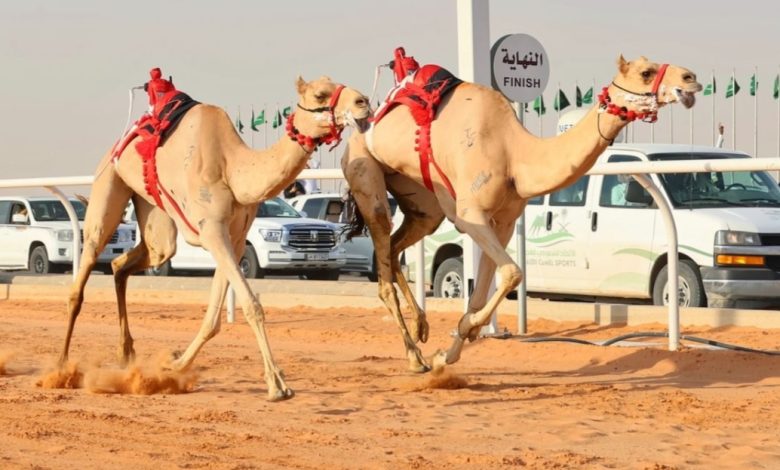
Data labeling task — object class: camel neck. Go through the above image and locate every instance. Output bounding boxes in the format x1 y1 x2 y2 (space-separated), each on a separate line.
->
226 133 314 205
510 101 628 198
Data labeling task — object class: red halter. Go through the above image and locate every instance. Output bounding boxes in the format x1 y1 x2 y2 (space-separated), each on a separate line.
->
287 84 346 151
601 63 669 123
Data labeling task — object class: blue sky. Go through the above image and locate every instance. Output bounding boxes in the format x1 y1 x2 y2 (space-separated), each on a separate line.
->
2 0 779 183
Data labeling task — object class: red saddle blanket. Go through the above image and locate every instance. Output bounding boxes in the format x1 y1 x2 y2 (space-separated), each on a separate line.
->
373 65 462 197
112 91 200 233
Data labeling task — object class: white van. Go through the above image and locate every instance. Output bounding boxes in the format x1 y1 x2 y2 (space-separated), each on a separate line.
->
401 143 780 308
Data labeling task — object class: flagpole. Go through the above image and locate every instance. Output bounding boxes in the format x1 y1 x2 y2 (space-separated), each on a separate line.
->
264 102 268 148
732 68 737 150
754 66 758 157
556 82 561 124
690 104 694 146
711 70 716 146
251 105 255 149
275 103 280 141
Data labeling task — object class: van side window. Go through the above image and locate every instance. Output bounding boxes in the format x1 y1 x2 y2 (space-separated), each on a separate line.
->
599 155 649 208
527 196 543 205
0 201 11 224
549 176 589 206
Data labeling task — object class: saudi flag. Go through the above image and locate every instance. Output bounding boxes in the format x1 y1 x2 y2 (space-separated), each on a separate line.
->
532 95 546 116
774 74 780 100
576 86 593 107
235 114 244 134
749 74 758 96
252 109 265 131
271 110 283 129
282 106 292 118
553 89 570 112
726 77 740 98
703 76 717 96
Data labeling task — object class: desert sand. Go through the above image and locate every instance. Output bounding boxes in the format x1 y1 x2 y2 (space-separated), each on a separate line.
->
1 298 779 469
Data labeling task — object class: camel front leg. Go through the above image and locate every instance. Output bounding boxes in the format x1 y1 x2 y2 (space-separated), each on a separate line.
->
385 173 445 344
432 213 522 369
345 168 429 372
169 267 228 369
187 219 293 401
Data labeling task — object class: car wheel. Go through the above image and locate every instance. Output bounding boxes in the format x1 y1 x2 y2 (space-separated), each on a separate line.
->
652 259 706 307
145 260 173 276
433 257 464 298
239 245 260 279
28 246 50 274
367 254 378 282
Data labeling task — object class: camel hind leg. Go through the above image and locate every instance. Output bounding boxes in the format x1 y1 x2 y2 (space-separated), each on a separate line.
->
59 158 133 365
110 197 177 366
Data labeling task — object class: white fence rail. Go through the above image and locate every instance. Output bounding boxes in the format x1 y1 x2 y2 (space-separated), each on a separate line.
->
2 158 780 351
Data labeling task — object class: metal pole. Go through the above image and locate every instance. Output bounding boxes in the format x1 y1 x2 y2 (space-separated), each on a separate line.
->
754 66 758 157
711 70 716 146
513 102 528 335
732 68 737 150
457 0 494 335
631 174 679 351
414 239 426 311
44 186 80 280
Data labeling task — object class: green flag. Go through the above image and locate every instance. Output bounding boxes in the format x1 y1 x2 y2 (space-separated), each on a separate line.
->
726 77 740 98
271 110 283 129
532 95 546 116
703 76 716 96
749 74 758 96
576 86 593 107
282 106 292 118
553 89 570 112
235 113 244 134
774 74 780 100
252 109 265 130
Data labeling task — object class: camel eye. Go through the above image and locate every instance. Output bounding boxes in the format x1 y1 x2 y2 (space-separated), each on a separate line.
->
314 92 327 102
641 70 653 80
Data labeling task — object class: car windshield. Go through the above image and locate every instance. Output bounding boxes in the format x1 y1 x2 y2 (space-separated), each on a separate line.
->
256 197 301 218
650 153 780 209
30 200 87 221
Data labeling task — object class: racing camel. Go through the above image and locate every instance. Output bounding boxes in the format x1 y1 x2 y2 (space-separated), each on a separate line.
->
59 73 370 401
342 54 701 372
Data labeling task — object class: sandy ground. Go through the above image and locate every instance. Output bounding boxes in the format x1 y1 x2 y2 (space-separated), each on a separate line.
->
1 298 780 469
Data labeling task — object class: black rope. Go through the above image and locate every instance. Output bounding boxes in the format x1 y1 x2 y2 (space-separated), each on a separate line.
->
596 112 615 145
610 80 654 97
509 331 780 356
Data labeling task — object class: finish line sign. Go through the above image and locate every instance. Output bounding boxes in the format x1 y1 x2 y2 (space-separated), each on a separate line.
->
490 33 549 103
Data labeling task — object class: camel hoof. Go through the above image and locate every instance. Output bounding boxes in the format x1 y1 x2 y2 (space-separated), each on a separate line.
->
408 361 431 374
430 350 448 373
269 388 295 402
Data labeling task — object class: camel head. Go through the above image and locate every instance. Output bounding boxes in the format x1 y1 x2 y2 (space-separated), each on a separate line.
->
605 55 702 121
294 76 371 135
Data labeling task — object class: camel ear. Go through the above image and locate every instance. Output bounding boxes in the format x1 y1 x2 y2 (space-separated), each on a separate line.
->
296 76 307 95
617 54 629 75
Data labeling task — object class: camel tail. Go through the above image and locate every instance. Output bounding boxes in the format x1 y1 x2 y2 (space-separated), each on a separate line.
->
342 191 367 241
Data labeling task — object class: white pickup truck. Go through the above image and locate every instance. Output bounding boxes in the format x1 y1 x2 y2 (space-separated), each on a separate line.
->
142 196 347 280
0 196 136 274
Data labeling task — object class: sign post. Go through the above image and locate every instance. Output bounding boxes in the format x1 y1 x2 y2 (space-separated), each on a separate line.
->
490 34 549 335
